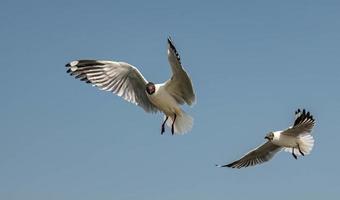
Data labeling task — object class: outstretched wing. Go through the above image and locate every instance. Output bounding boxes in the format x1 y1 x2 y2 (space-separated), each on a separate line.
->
65 60 158 113
165 37 196 105
282 109 315 137
217 142 282 169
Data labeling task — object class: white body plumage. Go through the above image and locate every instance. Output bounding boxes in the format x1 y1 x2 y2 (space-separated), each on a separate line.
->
272 131 299 148
146 83 193 134
146 83 181 116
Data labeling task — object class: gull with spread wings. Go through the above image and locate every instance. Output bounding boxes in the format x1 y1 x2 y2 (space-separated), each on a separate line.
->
217 109 315 169
65 37 195 135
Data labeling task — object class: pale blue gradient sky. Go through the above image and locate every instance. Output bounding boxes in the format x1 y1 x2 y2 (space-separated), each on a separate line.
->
1 0 340 199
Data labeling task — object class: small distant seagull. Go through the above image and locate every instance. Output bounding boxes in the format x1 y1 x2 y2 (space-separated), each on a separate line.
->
217 109 315 169
65 37 195 135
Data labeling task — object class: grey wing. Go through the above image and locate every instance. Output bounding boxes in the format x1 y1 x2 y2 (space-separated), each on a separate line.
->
218 142 282 169
65 60 158 113
282 109 315 137
165 37 196 105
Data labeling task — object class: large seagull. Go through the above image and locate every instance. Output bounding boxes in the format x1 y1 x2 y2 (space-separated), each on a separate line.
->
217 109 315 168
65 37 195 135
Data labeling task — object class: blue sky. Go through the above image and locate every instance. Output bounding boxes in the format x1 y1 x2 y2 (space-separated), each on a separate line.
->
1 0 340 199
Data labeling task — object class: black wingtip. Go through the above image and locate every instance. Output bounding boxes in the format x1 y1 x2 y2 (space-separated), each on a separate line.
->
215 164 231 168
293 108 315 126
65 62 71 67
167 36 175 47
167 36 181 63
295 108 303 116
167 35 172 42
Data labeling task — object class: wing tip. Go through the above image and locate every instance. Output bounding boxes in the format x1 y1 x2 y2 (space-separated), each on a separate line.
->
215 163 232 168
65 61 81 76
65 60 80 67
167 35 174 44
167 36 175 49
294 108 315 126
167 36 181 63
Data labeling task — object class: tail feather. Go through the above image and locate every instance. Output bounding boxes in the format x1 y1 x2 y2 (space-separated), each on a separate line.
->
165 111 193 135
284 134 314 156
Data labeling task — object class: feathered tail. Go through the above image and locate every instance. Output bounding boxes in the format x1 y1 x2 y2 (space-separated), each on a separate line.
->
165 111 193 135
284 134 315 156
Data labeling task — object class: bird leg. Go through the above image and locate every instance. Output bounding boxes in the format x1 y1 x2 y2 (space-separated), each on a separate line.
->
297 144 305 156
292 148 297 160
161 116 169 135
171 113 177 135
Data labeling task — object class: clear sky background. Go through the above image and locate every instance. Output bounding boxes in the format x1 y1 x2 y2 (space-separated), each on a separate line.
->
1 0 340 199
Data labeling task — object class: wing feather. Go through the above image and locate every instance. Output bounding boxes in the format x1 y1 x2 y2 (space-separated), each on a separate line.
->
282 109 315 137
65 60 158 113
218 142 282 169
165 37 196 105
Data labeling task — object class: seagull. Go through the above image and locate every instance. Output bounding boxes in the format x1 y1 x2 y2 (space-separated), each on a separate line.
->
217 109 315 169
65 37 195 135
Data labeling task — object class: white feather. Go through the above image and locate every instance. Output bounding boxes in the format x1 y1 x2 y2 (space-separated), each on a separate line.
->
165 111 193 135
284 134 314 156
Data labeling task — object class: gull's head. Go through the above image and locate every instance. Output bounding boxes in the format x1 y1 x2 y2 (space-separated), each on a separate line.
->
146 82 156 95
265 132 274 141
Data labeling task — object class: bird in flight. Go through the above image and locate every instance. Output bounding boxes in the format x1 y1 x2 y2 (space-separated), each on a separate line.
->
65 37 195 135
217 109 315 169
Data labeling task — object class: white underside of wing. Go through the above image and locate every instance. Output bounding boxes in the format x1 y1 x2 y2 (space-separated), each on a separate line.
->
166 37 196 106
66 60 158 113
